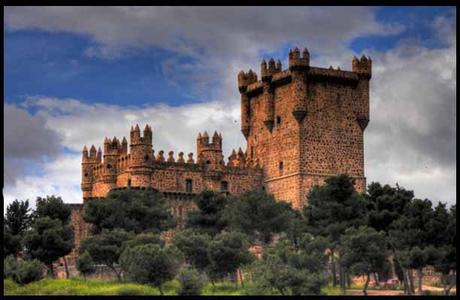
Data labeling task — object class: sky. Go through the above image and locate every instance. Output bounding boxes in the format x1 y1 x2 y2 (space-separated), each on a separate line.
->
3 6 457 212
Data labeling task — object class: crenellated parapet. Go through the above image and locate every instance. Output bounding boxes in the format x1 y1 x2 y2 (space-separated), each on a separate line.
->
288 47 310 70
352 55 372 80
227 147 247 167
196 131 224 166
238 47 372 127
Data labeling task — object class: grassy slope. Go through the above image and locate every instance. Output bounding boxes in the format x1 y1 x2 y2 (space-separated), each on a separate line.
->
4 278 343 295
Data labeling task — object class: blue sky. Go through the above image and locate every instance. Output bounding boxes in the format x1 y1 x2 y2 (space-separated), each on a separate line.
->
3 6 456 209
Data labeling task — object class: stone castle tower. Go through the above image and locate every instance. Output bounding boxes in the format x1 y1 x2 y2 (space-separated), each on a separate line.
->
238 47 371 209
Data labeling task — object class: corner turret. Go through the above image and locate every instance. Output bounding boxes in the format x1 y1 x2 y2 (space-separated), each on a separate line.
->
352 55 372 80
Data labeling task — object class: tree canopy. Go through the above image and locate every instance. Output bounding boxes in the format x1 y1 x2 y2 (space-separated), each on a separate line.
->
222 189 295 245
83 188 176 234
185 190 229 236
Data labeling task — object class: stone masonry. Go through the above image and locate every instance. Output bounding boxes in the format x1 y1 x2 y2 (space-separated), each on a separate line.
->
68 47 371 265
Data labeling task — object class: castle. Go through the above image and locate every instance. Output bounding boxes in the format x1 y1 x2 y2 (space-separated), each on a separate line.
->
68 47 371 266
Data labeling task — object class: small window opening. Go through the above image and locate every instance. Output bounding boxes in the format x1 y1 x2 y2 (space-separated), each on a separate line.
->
127 179 131 187
185 179 193 193
276 116 282 125
84 173 88 177
279 161 284 171
206 160 211 164
221 181 228 192
251 146 254 159
144 155 149 161
107 164 112 169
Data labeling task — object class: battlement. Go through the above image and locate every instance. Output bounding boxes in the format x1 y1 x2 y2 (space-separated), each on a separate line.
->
237 69 258 92
196 131 222 151
130 124 152 145
260 58 282 80
104 136 126 156
288 47 310 70
238 47 371 94
352 55 372 79
82 145 99 162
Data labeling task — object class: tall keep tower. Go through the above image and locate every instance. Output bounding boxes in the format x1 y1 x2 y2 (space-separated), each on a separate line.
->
238 47 371 209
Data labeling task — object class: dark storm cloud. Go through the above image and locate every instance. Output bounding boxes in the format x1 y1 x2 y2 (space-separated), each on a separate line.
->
4 103 62 184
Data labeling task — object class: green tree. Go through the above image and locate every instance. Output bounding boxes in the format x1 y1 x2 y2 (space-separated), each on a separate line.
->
176 267 206 295
365 182 416 291
173 229 212 273
23 217 74 277
5 200 32 236
83 188 176 234
4 255 46 285
185 190 228 236
222 189 295 245
35 196 71 224
207 231 254 284
4 200 32 258
432 204 456 295
304 174 367 289
32 195 74 278
121 232 164 253
340 226 388 295
252 237 327 295
120 243 183 295
4 224 22 259
80 229 134 281
76 251 96 280
388 198 437 294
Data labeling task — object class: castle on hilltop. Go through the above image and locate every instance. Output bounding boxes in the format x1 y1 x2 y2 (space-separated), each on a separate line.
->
67 47 371 268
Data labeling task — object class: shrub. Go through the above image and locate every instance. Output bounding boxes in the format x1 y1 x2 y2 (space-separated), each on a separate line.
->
117 286 145 295
177 267 205 295
4 255 46 285
77 251 96 279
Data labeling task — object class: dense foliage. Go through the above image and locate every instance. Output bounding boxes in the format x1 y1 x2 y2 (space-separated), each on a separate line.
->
76 251 96 280
120 243 183 295
185 190 228 236
3 175 456 295
83 188 176 234
4 256 46 285
176 267 206 295
223 189 295 245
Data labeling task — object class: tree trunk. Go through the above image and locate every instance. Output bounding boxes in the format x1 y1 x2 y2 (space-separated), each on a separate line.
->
158 284 164 295
402 268 410 295
48 263 55 278
363 272 370 296
339 262 346 293
408 269 415 294
417 268 423 293
238 269 244 288
109 265 122 281
374 272 380 286
63 256 70 279
347 271 352 288
331 249 337 287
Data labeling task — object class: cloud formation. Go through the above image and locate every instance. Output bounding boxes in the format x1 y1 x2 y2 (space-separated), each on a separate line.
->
4 103 62 185
3 7 456 211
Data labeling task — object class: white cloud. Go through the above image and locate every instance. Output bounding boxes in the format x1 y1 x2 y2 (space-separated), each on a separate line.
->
3 7 456 211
